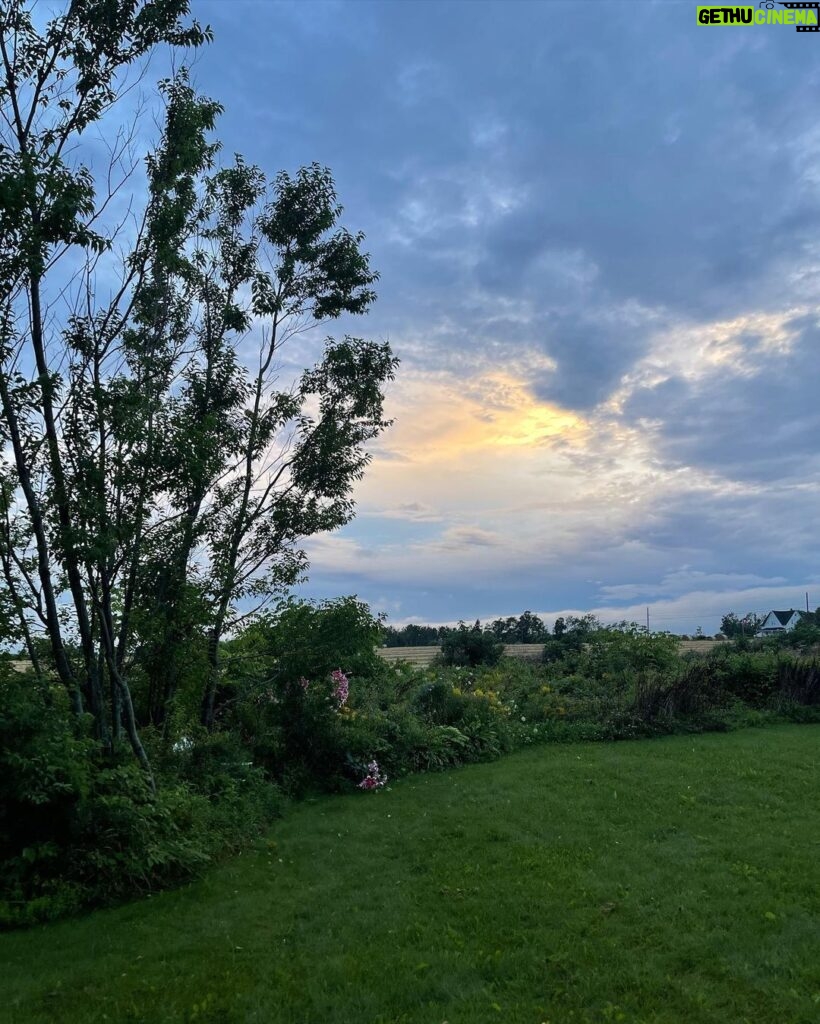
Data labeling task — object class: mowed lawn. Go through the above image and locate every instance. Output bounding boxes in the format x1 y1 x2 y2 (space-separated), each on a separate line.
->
2 728 819 1024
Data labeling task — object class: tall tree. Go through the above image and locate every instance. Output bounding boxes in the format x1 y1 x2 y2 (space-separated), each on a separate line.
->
720 612 762 639
0 0 397 777
513 611 548 644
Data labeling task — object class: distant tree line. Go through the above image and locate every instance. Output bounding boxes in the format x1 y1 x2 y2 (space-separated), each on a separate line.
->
386 609 820 650
382 624 449 647
383 611 550 647
436 613 656 668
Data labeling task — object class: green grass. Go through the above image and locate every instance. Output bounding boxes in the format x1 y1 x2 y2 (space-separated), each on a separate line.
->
2 726 819 1024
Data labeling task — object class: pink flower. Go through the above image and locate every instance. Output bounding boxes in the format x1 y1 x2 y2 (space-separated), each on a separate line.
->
358 759 387 790
298 676 310 691
331 668 349 706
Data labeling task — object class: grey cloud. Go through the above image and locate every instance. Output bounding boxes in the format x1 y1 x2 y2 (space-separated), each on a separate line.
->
529 311 652 410
625 314 820 483
381 502 443 522
201 2 820 406
438 526 502 550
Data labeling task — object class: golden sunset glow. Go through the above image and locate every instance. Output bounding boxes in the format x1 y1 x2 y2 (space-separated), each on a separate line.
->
376 372 588 465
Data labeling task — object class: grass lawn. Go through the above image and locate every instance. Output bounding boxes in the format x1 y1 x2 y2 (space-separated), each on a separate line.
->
1 726 818 1024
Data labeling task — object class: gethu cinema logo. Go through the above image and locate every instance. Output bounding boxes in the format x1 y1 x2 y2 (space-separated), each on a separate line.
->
697 2 820 29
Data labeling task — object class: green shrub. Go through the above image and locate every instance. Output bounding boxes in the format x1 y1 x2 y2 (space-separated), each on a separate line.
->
230 596 383 691
706 649 779 707
161 732 283 842
355 707 435 776
410 679 469 725
544 623 679 681
70 766 212 900
0 669 93 925
457 699 512 761
774 657 820 706
236 674 349 796
7 600 820 929
0 669 282 928
630 660 723 725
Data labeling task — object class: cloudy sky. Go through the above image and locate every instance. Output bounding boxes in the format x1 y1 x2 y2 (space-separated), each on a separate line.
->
191 0 820 633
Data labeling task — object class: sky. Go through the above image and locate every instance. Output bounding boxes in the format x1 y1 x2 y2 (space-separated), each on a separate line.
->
186 0 820 634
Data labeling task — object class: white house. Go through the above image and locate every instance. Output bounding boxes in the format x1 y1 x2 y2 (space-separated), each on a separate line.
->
757 609 806 635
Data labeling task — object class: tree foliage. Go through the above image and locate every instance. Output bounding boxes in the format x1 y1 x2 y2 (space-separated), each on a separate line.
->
438 621 504 667
720 612 762 639
382 623 446 647
383 612 550 648
0 0 397 782
488 611 549 644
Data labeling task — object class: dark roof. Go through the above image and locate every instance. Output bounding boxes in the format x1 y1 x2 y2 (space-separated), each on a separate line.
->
769 609 803 626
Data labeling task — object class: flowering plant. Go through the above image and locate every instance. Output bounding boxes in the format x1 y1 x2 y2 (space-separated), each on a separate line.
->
358 759 387 790
331 668 349 706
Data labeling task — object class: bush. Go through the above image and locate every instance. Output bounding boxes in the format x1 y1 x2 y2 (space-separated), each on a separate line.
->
69 766 212 903
0 668 95 926
160 732 283 841
235 673 350 796
544 623 679 679
230 596 383 691
706 648 779 707
631 660 722 724
410 679 469 725
0 668 282 928
773 657 820 707
221 597 390 795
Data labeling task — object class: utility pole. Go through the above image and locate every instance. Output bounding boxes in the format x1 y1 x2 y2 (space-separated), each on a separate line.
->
807 592 810 614
646 607 650 633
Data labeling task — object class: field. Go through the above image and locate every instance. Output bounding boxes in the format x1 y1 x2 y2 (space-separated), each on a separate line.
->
377 640 728 666
2 726 818 1024
377 643 547 665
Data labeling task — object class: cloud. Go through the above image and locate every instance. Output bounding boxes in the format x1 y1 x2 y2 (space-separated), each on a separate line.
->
622 312 820 483
378 502 443 523
197 1 820 628
437 526 502 550
597 571 790 603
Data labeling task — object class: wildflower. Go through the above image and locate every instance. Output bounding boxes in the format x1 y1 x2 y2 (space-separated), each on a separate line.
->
331 668 349 706
298 676 310 691
358 759 387 790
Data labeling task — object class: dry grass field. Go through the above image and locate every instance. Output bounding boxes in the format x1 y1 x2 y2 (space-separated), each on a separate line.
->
377 639 729 666
376 643 546 666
